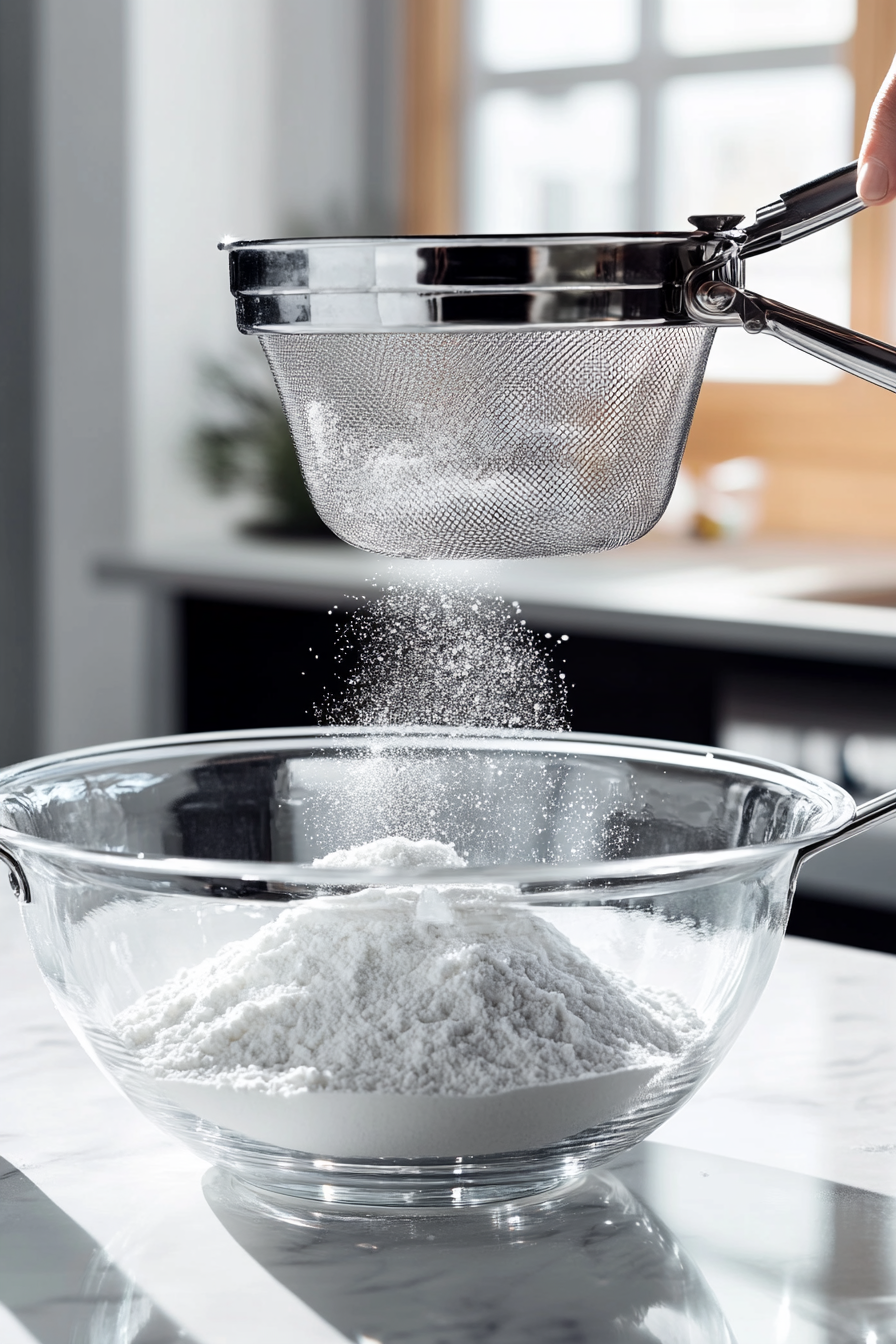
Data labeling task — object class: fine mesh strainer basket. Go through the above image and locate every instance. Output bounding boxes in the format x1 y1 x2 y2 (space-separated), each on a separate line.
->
224 162 896 559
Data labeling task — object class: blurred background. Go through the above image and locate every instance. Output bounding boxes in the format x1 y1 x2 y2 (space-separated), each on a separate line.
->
4 0 896 943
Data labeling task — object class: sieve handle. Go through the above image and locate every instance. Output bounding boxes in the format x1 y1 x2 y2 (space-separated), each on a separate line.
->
686 276 896 393
740 161 864 259
736 289 896 393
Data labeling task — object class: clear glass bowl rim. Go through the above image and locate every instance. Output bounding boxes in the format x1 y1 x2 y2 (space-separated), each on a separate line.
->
0 726 854 891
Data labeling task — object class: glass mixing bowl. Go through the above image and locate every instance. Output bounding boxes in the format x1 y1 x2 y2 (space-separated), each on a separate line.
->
0 726 852 1206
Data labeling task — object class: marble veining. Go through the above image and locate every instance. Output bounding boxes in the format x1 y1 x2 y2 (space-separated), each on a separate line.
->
655 936 896 1197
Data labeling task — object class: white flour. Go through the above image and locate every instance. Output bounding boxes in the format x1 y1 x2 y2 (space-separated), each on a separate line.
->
115 837 703 1156
311 835 467 871
321 583 570 732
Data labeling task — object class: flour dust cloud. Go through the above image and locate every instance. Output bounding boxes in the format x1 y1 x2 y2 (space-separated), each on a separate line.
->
319 580 571 731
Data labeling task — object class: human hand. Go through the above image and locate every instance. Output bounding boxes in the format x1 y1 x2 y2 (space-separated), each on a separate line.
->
858 53 896 204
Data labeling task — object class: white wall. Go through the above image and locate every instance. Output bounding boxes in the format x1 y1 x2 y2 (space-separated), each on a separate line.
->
38 0 146 754
35 0 400 753
274 0 369 235
128 0 278 551
127 0 401 555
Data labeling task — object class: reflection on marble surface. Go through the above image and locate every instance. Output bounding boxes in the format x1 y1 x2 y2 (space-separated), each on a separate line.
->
199 1142 896 1344
204 1162 734 1344
4 1134 894 1344
0 1156 192 1343
618 1145 896 1344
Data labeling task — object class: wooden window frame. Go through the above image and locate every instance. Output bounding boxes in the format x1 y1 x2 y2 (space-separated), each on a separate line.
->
403 0 896 540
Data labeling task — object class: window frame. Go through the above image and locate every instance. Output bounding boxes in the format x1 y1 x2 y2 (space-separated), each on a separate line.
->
463 0 855 232
403 0 896 539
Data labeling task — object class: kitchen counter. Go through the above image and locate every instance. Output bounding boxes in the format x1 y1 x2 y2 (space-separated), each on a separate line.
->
3 879 896 1344
104 534 896 666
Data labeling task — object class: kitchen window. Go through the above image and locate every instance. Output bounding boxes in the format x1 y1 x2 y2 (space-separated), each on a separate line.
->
403 0 896 540
465 0 856 385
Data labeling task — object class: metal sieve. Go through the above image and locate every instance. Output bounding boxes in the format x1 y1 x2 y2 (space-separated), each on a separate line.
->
224 162 896 559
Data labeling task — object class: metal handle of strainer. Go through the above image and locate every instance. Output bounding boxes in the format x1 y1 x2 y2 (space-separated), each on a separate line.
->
740 161 865 257
685 161 896 393
687 280 896 393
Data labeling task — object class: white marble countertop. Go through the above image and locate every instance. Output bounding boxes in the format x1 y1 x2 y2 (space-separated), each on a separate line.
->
3 873 896 1343
103 534 896 667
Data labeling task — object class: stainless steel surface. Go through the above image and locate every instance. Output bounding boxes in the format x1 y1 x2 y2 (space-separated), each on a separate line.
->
740 160 863 257
225 234 700 333
260 325 714 557
685 279 896 393
224 161 896 558
223 163 865 337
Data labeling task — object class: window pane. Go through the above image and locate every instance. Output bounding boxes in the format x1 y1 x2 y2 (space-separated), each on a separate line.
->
469 83 637 233
477 0 639 72
657 65 854 382
661 0 856 56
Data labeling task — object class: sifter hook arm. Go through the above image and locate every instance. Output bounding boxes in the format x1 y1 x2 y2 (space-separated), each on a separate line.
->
740 161 864 259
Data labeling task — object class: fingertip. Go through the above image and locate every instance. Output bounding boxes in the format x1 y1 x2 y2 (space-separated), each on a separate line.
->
858 156 890 204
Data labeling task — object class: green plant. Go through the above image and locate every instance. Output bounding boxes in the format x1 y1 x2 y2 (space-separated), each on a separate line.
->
192 361 333 538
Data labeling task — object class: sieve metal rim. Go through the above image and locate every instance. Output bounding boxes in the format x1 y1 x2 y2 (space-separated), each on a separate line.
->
221 166 896 397
222 232 715 334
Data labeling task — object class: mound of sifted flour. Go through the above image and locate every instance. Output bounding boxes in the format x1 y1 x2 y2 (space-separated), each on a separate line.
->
311 835 468 871
114 837 704 1156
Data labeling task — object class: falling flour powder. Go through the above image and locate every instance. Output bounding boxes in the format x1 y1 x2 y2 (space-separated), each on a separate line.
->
115 837 704 1158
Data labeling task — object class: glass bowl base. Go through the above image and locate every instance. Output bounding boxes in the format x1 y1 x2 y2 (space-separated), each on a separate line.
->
124 1073 674 1207
183 1124 632 1208
225 1165 577 1210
